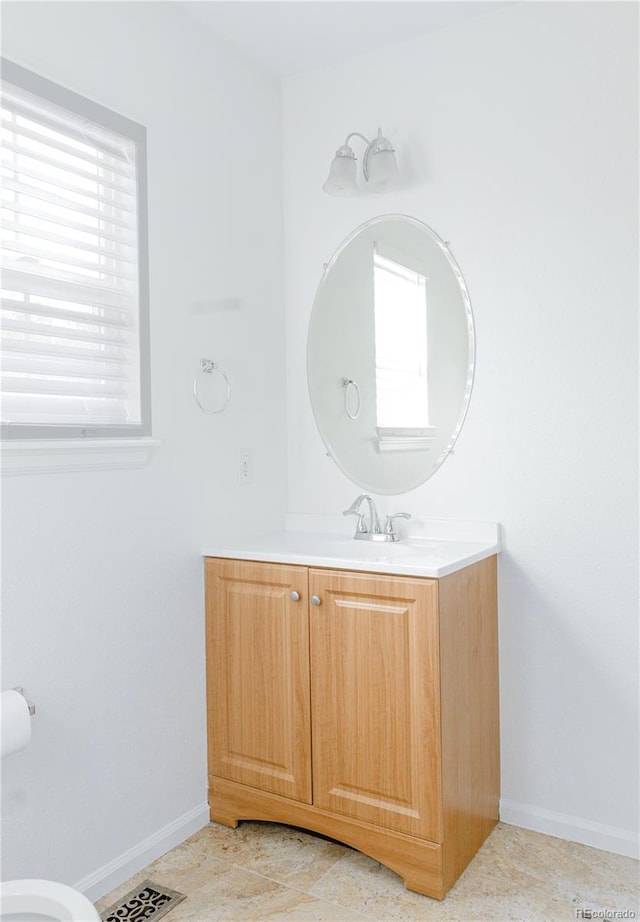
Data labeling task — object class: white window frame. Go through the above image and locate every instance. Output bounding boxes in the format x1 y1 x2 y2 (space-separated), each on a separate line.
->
0 59 152 446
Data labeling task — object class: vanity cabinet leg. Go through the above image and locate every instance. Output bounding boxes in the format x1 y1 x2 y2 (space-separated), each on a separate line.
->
209 802 239 829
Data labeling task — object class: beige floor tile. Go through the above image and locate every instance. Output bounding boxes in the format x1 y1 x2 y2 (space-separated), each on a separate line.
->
256 894 375 920
96 821 639 922
456 824 639 911
309 848 446 921
149 863 285 921
309 823 640 922
189 821 350 890
144 834 231 887
149 868 372 922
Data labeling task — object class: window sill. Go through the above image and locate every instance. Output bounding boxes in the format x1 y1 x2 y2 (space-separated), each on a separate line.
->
374 427 436 453
374 436 434 453
1 438 161 475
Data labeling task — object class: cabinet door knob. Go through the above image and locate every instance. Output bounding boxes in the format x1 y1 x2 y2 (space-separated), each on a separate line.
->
290 591 300 602
311 595 322 606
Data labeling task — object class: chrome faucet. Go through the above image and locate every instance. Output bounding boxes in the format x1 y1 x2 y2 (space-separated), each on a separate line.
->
343 495 411 542
343 493 382 536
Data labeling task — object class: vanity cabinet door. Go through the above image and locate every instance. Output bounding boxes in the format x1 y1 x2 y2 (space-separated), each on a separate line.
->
205 558 312 803
309 569 442 841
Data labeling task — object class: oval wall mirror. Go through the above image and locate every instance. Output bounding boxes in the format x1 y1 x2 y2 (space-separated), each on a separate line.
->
307 214 475 495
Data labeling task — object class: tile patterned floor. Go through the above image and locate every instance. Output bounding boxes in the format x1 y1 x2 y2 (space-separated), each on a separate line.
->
95 821 639 922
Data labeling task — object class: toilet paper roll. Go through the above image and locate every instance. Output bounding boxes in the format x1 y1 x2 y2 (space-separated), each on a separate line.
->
1 689 32 757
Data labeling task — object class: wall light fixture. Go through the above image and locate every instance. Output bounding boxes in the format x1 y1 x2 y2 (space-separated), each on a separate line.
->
322 127 399 196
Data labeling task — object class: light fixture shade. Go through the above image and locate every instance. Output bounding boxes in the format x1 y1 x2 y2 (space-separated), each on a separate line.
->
323 149 358 196
366 148 400 192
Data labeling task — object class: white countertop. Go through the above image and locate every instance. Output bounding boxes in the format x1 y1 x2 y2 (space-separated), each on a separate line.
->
202 520 500 579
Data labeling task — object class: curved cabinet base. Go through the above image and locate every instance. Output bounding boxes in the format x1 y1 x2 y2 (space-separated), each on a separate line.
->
209 775 450 899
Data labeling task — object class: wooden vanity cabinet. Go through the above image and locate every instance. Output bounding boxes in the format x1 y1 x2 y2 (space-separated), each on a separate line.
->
309 569 441 842
205 560 312 803
205 555 499 900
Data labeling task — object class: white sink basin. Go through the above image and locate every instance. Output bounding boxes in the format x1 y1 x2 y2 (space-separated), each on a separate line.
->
310 536 442 559
202 528 499 578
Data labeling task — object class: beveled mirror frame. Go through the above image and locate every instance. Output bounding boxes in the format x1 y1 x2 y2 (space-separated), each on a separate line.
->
307 215 476 495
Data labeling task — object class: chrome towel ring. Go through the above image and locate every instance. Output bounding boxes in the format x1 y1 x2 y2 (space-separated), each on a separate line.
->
341 377 361 420
193 358 231 414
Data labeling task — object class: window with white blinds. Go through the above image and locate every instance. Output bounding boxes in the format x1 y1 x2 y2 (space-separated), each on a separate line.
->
1 59 150 438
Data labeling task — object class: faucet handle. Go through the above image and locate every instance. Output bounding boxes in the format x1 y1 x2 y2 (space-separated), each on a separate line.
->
384 512 411 537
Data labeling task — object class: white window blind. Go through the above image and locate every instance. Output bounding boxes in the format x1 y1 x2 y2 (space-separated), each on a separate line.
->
1 60 150 438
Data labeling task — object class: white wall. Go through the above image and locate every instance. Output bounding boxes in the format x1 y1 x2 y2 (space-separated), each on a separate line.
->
283 2 639 856
2 0 637 894
1 1 286 892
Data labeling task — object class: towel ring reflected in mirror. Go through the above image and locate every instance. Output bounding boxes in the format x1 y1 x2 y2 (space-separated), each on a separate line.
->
193 358 231 414
342 377 361 420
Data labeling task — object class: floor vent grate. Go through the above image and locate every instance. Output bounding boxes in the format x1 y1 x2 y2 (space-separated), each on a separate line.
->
101 879 186 922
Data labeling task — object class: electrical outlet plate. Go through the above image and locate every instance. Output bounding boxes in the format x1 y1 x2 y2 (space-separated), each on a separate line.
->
238 448 253 484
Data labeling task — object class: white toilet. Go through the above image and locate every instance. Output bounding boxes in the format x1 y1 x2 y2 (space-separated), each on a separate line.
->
0 879 100 922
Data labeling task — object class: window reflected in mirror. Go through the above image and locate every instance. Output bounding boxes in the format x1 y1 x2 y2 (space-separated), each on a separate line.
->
373 243 434 452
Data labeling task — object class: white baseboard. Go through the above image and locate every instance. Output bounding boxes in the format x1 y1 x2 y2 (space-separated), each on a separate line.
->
74 802 210 902
71 798 636 903
500 798 639 859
